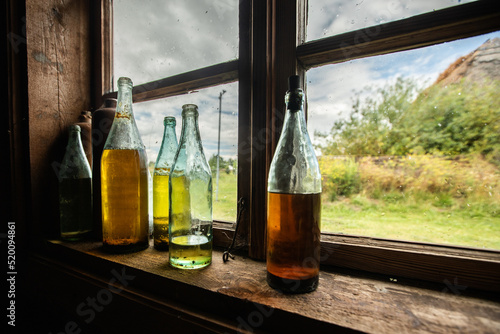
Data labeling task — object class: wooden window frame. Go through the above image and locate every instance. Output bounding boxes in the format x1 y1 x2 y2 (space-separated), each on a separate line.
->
297 0 500 291
5 0 500 331
93 0 500 292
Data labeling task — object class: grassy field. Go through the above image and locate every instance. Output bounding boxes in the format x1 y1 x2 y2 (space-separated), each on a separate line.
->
210 154 500 250
321 195 500 249
212 171 238 222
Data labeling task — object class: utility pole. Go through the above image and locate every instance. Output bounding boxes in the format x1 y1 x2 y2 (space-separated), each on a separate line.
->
216 89 226 201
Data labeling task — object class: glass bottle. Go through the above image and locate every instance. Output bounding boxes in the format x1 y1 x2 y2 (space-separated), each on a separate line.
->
169 104 213 269
101 77 149 253
91 98 117 240
153 116 178 250
266 75 322 293
75 110 93 167
59 124 92 241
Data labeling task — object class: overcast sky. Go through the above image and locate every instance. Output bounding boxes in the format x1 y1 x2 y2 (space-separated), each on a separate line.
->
113 0 498 162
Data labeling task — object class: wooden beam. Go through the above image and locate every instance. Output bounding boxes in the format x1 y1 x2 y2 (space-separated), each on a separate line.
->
236 0 252 258
26 0 92 237
102 60 239 103
297 0 500 68
91 0 113 108
32 240 500 333
321 234 500 292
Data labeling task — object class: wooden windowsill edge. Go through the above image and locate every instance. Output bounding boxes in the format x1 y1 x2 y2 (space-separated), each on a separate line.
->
28 239 500 334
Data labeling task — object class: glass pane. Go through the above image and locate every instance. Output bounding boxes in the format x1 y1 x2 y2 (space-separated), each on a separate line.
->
307 32 500 249
307 0 477 42
113 0 238 85
135 82 238 222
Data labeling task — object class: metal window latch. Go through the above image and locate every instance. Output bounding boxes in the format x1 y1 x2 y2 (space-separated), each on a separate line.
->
222 197 245 263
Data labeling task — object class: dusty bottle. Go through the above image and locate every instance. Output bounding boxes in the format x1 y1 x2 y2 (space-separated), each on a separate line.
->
91 98 117 240
153 116 178 250
75 111 93 167
169 104 212 269
266 75 322 293
59 124 93 241
101 77 149 253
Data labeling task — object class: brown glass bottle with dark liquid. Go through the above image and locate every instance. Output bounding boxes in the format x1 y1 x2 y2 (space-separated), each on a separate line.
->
266 75 322 293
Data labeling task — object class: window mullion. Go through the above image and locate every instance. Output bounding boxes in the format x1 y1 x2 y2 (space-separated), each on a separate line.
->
241 0 308 260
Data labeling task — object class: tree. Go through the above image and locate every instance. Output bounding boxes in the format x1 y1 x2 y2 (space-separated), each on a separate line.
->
316 77 500 163
406 79 500 159
315 77 420 156
208 154 226 172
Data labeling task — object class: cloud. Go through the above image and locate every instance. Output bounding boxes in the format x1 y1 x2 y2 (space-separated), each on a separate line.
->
307 0 475 41
113 0 238 85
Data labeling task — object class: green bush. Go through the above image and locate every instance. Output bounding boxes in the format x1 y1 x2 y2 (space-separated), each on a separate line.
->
318 154 500 205
318 156 361 201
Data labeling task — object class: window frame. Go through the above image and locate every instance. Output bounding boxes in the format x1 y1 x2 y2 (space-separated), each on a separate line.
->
96 0 500 291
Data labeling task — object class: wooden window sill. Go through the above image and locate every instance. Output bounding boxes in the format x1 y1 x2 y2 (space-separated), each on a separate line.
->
27 239 500 333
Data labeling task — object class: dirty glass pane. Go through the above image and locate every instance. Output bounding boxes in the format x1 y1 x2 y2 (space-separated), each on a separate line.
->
113 0 238 85
135 82 238 222
307 0 477 42
307 31 500 249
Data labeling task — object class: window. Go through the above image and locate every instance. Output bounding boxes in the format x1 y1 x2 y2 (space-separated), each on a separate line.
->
112 0 238 85
307 32 500 250
98 0 500 290
109 0 239 224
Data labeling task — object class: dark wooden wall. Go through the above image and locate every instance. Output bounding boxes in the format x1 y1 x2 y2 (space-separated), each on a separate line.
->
25 0 92 238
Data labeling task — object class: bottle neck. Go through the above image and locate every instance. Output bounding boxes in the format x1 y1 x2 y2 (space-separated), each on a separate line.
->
282 89 307 136
158 122 178 163
116 82 134 118
67 130 82 149
180 113 201 146
285 88 305 112
103 78 145 151
163 123 177 141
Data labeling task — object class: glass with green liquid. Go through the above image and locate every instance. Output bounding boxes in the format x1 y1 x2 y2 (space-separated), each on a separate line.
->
153 116 178 250
169 104 213 269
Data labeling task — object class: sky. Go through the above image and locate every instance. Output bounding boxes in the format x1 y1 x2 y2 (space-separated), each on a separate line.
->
113 0 499 162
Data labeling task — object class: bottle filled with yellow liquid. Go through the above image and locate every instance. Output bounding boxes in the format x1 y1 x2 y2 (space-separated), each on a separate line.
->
169 104 213 269
153 116 178 250
101 77 149 253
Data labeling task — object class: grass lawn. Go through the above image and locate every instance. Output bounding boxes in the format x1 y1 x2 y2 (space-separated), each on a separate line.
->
212 171 238 222
210 171 500 250
320 195 500 250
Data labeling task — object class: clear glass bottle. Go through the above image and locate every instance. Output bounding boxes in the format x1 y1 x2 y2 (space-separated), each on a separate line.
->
153 116 178 250
169 104 213 269
266 75 322 293
101 77 149 253
59 124 92 241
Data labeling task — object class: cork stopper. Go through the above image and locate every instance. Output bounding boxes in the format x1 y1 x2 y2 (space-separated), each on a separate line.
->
288 75 301 91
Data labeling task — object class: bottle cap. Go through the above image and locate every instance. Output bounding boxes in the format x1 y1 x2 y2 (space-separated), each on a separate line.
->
288 75 301 91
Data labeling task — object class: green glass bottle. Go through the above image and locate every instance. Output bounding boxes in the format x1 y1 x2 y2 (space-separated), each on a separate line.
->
169 104 213 269
101 77 149 253
266 75 322 293
153 116 178 250
59 124 92 241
